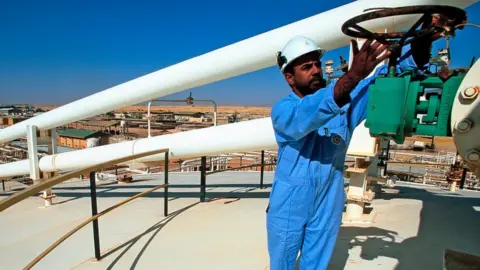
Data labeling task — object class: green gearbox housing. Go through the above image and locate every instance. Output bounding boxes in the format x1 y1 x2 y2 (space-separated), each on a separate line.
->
364 67 466 144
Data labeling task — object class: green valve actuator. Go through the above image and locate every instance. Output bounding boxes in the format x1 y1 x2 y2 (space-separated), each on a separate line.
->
364 70 465 144
340 4 470 145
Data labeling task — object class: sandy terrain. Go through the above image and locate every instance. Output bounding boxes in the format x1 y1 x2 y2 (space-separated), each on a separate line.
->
37 105 272 116
122 105 271 115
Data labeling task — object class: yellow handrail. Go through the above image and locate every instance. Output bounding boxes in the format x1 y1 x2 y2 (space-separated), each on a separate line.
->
206 162 276 175
25 183 168 270
0 148 168 212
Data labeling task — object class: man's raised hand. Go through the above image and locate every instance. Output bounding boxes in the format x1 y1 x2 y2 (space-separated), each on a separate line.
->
349 39 391 79
332 39 391 106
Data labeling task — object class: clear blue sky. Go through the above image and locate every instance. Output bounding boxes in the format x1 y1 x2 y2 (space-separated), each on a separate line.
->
1 1 479 106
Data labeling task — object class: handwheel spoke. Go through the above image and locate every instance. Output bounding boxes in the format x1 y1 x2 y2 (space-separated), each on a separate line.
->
351 24 375 38
403 27 442 45
399 14 427 45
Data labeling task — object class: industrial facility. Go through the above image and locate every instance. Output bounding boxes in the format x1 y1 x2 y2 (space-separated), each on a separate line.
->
1 1 480 269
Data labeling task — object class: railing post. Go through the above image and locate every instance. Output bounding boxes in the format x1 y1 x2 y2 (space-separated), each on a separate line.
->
2 180 5 192
200 156 207 202
260 150 265 189
383 140 390 176
460 168 467 190
89 171 101 261
164 152 169 216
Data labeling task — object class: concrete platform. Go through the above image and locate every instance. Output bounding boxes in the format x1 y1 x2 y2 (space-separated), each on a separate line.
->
331 184 480 270
1 172 479 269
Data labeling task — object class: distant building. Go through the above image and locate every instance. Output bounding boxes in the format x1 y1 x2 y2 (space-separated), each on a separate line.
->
216 116 229 125
157 112 176 121
0 107 22 116
114 112 131 119
57 129 110 149
68 120 123 135
175 122 213 132
0 116 29 127
174 112 205 122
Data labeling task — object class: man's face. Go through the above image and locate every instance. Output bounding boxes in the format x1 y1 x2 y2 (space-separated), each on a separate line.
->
284 51 326 97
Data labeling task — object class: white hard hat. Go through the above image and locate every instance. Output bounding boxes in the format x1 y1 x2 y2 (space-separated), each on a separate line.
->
276 36 326 72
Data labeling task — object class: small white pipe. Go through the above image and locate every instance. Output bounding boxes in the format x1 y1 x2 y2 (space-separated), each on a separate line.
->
214 111 217 126
1 0 474 143
50 129 58 154
27 125 40 180
195 100 217 126
147 101 152 138
1 158 30 178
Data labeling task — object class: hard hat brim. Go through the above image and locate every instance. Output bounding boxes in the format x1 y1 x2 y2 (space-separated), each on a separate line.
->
281 48 326 72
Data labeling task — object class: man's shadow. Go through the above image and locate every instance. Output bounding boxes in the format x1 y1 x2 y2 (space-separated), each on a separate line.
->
326 185 480 270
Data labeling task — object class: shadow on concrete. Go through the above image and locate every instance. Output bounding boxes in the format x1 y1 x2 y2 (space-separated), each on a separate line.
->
52 190 271 200
0 184 271 204
98 202 200 269
54 187 119 205
328 185 480 270
44 183 273 202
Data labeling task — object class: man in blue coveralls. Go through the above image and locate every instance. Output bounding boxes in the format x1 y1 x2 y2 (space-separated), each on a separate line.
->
266 23 438 269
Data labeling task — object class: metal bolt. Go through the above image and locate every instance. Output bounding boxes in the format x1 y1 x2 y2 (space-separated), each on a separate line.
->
456 119 473 132
466 150 480 163
461 86 479 100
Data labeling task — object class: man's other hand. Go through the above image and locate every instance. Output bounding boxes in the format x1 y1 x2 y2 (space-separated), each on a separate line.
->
349 39 391 80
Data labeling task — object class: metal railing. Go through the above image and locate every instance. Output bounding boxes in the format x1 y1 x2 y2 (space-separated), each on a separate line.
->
1 148 277 268
0 148 170 269
198 150 276 202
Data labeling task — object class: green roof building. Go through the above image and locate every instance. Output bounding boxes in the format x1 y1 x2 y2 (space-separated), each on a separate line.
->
57 129 109 149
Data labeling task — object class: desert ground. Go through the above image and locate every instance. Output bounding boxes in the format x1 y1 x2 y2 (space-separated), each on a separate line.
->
37 105 272 116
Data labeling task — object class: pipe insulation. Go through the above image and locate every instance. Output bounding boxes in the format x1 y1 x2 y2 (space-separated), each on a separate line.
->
0 0 476 143
0 160 30 178
0 118 277 178
0 0 477 178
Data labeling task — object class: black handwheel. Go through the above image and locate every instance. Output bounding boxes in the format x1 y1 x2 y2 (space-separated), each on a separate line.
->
342 5 466 45
341 5 467 68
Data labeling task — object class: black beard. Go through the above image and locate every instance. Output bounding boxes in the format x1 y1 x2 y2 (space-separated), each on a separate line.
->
297 78 327 96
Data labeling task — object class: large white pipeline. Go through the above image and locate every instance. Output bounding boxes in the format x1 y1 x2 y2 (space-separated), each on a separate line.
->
1 0 475 144
0 118 277 178
0 0 477 178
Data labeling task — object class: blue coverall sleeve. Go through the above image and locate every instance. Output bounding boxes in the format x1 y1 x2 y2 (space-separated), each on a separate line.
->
346 66 386 132
271 82 346 142
347 43 426 131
